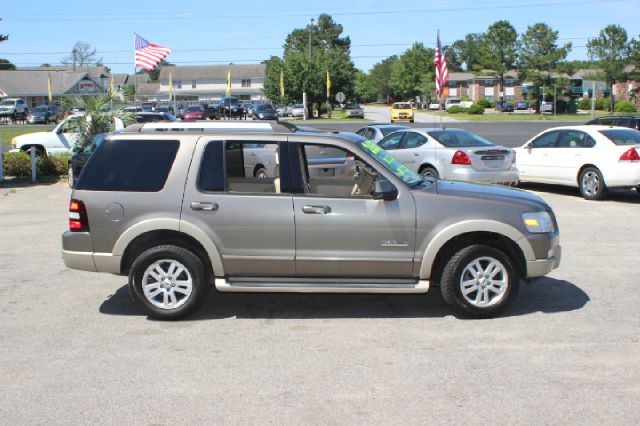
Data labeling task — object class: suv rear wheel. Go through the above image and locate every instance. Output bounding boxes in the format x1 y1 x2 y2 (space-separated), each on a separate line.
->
440 244 519 318
128 245 209 320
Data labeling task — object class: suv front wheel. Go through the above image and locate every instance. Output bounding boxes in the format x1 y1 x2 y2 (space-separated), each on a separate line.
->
440 244 519 318
128 245 209 320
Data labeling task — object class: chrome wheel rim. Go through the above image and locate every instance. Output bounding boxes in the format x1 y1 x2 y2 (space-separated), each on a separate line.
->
142 259 193 310
582 171 600 196
421 168 437 178
459 256 508 308
256 170 267 178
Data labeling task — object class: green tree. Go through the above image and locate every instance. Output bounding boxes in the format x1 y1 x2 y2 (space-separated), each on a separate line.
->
480 21 520 102
367 56 398 102
139 59 172 82
518 23 573 111
277 14 356 116
587 25 630 111
389 42 435 101
451 33 484 71
354 69 375 103
263 56 287 104
0 58 16 70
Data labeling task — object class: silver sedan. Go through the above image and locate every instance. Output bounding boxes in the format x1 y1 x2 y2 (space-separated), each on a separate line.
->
355 124 410 143
377 128 519 185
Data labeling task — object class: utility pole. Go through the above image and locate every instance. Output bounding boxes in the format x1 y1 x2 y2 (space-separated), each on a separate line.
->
303 18 316 121
553 84 556 118
72 48 77 72
591 80 596 119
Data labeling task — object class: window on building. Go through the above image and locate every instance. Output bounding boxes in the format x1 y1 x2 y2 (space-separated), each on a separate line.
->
241 79 252 88
192 80 197 89
176 80 182 89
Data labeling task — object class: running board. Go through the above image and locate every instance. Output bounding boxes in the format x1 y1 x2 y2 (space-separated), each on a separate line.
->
214 277 430 294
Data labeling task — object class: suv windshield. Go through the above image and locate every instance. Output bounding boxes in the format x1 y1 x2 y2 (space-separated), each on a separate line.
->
1 100 16 105
256 104 273 111
358 140 422 187
428 129 494 147
599 129 640 145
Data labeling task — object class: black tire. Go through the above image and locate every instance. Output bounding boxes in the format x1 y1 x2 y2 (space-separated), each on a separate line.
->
579 166 607 200
419 165 439 178
128 245 209 320
254 167 267 178
440 244 519 318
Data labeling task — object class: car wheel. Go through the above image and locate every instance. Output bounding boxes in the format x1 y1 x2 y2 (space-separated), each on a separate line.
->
410 119 414 123
390 119 395 123
419 165 439 178
440 244 519 318
68 165 75 188
254 167 267 178
579 167 607 200
128 245 209 320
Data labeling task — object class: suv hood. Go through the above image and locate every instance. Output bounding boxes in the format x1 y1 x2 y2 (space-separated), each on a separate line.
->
432 179 549 210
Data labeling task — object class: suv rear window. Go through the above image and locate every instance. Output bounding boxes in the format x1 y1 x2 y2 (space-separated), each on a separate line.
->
77 140 179 192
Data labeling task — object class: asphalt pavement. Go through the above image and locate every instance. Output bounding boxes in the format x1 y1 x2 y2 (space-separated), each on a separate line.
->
1 182 639 424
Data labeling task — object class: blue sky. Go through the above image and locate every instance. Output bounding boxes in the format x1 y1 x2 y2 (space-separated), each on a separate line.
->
1 0 639 74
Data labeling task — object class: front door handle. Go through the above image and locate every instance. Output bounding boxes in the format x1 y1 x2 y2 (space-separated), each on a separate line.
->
413 153 420 156
302 205 331 214
190 201 219 211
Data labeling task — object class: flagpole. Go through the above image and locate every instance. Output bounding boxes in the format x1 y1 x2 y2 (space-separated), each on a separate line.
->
133 33 137 104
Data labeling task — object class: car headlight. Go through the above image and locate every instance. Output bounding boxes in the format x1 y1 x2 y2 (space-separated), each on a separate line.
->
11 137 18 148
258 113 264 118
522 211 554 233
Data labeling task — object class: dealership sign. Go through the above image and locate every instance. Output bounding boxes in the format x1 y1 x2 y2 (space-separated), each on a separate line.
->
78 80 97 94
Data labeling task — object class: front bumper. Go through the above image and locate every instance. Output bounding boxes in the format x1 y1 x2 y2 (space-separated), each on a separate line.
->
526 243 562 278
28 116 47 124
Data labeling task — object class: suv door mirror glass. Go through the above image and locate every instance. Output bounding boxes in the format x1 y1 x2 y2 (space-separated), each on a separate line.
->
372 179 398 201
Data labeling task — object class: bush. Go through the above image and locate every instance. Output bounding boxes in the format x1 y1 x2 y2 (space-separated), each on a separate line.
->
2 152 71 177
615 100 637 113
2 152 32 176
476 98 493 109
594 98 608 111
447 105 465 114
578 98 591 110
467 104 485 115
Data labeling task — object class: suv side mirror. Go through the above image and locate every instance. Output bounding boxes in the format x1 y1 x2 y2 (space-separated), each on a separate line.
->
525 142 533 149
372 179 398 201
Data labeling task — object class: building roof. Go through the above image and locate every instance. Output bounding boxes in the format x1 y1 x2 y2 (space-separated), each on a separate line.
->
159 64 266 82
19 65 111 81
136 83 160 96
111 73 129 86
0 70 92 96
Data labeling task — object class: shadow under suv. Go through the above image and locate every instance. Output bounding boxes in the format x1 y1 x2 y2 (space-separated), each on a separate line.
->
62 121 561 320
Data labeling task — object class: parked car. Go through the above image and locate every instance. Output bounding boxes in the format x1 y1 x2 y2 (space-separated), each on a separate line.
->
284 104 294 117
28 104 60 124
68 107 87 117
155 106 176 115
355 124 410 143
586 115 640 131
251 104 278 120
390 102 414 123
134 112 177 123
515 125 640 199
276 107 286 117
377 128 519 185
10 116 83 156
182 105 206 121
515 101 529 111
141 101 156 112
242 103 255 117
428 101 441 111
220 97 245 119
541 102 554 113
290 104 305 118
495 101 514 113
202 104 221 120
62 120 560 320
67 133 109 188
444 99 461 111
343 103 365 119
0 98 28 120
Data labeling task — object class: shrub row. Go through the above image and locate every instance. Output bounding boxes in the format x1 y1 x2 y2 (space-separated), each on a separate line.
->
2 152 70 177
446 103 485 115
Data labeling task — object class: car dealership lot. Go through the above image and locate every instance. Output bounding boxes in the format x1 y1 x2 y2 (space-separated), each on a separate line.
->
1 182 639 424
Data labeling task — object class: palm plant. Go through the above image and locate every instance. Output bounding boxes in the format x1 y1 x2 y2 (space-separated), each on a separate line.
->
61 92 134 149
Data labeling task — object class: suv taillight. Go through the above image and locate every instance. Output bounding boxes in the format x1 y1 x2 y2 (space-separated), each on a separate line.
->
619 148 640 161
451 150 471 165
69 199 90 232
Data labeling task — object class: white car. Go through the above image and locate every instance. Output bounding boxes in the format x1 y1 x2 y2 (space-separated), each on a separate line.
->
515 125 640 200
290 104 305 118
377 128 519 185
10 116 83 156
428 101 441 111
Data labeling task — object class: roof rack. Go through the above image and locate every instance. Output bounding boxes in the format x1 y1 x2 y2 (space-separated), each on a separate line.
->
126 120 300 134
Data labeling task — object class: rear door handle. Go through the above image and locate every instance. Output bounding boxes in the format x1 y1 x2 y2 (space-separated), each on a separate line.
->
190 201 218 211
302 205 331 214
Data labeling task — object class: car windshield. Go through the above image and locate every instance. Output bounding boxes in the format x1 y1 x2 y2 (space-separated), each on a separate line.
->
599 129 640 145
380 126 408 136
34 107 48 113
256 104 273 111
428 129 494 147
293 104 304 108
186 106 202 112
394 104 411 109
345 104 361 109
0 100 16 105
358 139 422 187
222 98 239 106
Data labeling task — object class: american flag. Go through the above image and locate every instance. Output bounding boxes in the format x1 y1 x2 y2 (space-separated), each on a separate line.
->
135 34 171 71
434 31 448 98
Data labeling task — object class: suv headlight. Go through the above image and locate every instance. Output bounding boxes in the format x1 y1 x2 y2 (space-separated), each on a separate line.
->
522 211 554 233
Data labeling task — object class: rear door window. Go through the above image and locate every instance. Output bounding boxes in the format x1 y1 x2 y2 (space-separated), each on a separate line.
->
77 140 179 192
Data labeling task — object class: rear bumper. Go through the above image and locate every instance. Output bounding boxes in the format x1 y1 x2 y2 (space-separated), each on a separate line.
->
447 166 520 185
62 230 121 274
603 163 640 188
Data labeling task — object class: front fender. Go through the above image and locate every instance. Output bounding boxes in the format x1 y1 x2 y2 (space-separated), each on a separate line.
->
418 219 535 279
